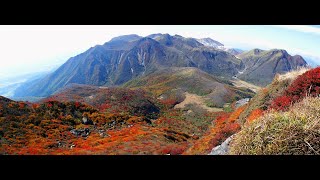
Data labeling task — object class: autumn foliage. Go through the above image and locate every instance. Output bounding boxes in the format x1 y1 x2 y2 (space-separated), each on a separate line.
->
0 77 260 155
0 95 193 155
184 105 247 154
44 86 161 119
246 108 264 124
270 67 320 111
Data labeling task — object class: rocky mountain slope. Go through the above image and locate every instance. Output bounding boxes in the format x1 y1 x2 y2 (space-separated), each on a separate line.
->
13 34 307 101
14 34 243 98
237 49 307 86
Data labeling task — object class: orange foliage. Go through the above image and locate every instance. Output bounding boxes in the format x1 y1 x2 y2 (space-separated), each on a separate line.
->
228 105 247 123
1 93 204 155
247 108 264 124
184 105 247 155
32 104 39 109
18 102 26 109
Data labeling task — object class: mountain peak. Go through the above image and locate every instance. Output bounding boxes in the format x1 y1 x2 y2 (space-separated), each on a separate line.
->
136 37 159 45
270 49 288 55
150 33 174 46
109 34 142 43
197 38 224 47
252 48 264 55
146 33 164 39
173 34 183 38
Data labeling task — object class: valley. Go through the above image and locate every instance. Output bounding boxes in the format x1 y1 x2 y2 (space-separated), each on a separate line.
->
1 33 318 155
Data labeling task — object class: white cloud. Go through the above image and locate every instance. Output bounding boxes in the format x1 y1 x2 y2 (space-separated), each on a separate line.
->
0 25 157 77
271 25 320 35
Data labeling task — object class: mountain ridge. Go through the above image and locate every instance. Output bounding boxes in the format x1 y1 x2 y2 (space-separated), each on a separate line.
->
237 48 307 86
13 34 307 98
14 34 243 98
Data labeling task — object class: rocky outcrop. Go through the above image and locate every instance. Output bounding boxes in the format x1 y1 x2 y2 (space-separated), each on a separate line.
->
82 116 93 125
209 135 234 155
235 98 250 108
70 128 90 137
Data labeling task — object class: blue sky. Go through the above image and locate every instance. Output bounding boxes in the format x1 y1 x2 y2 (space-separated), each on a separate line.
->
0 25 319 80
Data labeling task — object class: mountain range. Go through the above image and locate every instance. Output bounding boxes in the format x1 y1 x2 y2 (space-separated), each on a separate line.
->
13 33 307 99
2 33 318 155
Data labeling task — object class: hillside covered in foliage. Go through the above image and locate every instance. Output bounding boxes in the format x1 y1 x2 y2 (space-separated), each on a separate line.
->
1 86 223 154
1 66 318 155
228 67 320 155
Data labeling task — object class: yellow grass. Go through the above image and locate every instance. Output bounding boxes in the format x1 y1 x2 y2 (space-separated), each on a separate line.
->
229 96 320 155
277 67 310 81
174 92 223 112
231 78 261 93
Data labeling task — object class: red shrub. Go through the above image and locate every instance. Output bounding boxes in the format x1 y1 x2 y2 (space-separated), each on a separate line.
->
270 67 320 111
47 103 53 108
99 103 112 112
75 102 81 108
270 95 292 111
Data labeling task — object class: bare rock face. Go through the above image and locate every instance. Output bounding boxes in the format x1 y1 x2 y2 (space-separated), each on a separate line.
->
70 128 90 137
209 135 234 155
235 98 250 108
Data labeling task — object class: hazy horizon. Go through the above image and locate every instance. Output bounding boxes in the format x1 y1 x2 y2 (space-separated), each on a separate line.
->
1 25 319 81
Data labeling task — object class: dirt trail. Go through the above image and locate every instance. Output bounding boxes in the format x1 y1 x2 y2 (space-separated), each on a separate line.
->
174 92 223 112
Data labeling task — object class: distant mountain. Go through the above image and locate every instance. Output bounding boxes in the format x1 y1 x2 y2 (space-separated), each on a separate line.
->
108 34 142 43
303 56 319 68
197 38 224 48
0 71 50 99
197 37 243 56
226 48 244 56
14 34 308 98
237 49 307 86
0 83 21 98
15 34 243 98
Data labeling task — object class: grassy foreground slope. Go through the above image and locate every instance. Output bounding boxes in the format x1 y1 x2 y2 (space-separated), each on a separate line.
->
238 68 309 124
229 96 320 155
229 67 320 155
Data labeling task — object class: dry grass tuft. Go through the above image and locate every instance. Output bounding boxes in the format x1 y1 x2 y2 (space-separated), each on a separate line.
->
229 96 320 155
277 67 310 81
